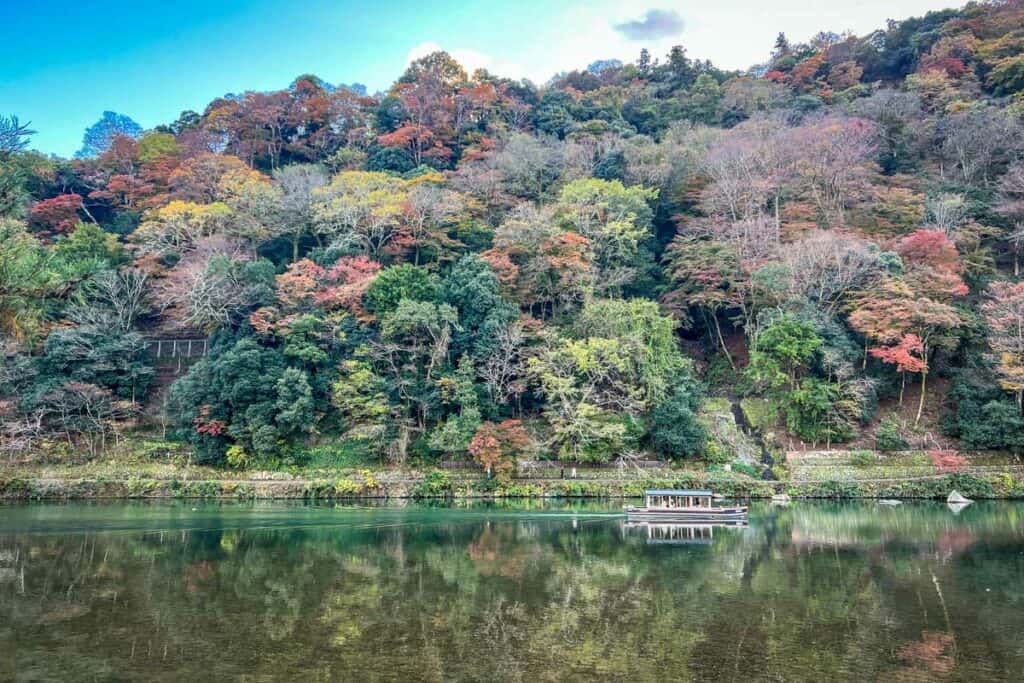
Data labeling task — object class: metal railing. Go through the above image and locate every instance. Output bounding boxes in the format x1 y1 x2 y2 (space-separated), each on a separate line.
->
144 339 209 359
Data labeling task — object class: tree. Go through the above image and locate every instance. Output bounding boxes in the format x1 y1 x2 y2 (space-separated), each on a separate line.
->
983 281 1024 412
484 204 594 316
41 323 153 405
938 106 1023 185
556 178 658 292
650 383 707 459
997 161 1024 275
403 181 468 265
663 235 746 363
72 268 149 333
573 298 689 404
479 320 527 407
428 355 482 456
368 300 460 458
312 171 409 256
0 114 35 156
76 111 143 159
28 194 84 238
274 164 329 260
0 220 66 344
160 251 275 332
468 419 532 483
746 315 822 392
870 333 926 405
849 278 962 424
493 133 564 200
781 230 884 314
787 115 878 227
131 200 233 255
363 264 440 317
55 223 126 272
528 337 641 462
443 254 517 359
331 359 390 443
274 368 316 436
167 338 297 464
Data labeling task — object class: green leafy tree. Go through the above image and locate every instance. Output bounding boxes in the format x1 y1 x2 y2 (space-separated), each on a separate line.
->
428 355 482 456
528 337 640 462
573 298 689 404
363 264 441 317
557 178 657 292
650 382 707 459
443 255 517 359
746 315 822 392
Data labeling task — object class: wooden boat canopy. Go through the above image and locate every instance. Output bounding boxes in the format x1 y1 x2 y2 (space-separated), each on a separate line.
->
643 489 714 509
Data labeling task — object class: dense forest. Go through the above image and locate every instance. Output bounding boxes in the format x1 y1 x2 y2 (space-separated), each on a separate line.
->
4 0 1024 476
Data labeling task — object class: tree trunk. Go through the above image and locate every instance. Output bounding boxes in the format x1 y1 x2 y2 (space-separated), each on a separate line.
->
711 313 734 370
915 372 927 426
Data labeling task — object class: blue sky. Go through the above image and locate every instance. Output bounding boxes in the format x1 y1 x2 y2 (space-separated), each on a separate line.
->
2 0 953 157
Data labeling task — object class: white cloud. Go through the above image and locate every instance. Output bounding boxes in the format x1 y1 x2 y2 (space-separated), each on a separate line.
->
613 8 685 41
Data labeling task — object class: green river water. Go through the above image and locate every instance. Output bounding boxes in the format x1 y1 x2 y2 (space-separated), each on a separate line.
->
1 500 1022 681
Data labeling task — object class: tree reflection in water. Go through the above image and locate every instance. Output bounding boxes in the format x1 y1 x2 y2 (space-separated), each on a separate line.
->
0 501 1022 681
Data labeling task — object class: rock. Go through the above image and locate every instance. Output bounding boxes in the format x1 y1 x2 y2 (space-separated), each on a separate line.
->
698 398 762 466
878 499 902 506
771 493 791 504
947 490 972 504
948 501 971 515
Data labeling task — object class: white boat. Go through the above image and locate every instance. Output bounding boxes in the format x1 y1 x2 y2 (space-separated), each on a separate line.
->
625 489 748 522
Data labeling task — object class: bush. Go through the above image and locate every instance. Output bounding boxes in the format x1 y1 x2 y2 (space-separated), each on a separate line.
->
301 441 378 469
730 460 760 478
703 440 732 466
795 480 864 498
849 450 876 467
651 389 707 459
946 368 1024 450
875 415 907 451
412 469 454 498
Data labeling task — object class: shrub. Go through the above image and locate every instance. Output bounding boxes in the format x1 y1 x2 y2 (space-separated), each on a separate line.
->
875 415 908 451
928 449 966 473
850 450 876 467
703 440 732 466
730 460 760 478
797 480 864 498
412 469 453 498
651 389 707 458
225 445 250 469
301 441 377 469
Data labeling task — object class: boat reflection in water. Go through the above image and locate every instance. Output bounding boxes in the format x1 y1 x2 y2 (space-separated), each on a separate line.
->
624 519 748 545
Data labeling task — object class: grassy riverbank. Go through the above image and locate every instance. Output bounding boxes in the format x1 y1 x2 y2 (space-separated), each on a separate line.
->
3 440 1024 501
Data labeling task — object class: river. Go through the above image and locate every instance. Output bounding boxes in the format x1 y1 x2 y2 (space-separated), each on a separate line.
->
1 500 1022 681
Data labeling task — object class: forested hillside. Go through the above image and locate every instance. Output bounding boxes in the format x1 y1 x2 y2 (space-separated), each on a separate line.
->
4 0 1024 476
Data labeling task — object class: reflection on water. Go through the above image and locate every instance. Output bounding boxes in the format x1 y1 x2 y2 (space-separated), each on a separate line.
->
1 500 1023 681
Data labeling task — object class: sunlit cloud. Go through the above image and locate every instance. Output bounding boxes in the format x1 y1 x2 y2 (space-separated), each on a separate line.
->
613 9 685 41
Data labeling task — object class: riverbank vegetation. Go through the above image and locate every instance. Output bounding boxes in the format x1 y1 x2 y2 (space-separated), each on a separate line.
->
4 1 1024 492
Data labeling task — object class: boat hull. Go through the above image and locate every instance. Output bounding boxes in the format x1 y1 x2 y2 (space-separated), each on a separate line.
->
624 505 748 523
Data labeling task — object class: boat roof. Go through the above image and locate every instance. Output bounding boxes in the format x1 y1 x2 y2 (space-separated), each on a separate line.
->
644 489 713 496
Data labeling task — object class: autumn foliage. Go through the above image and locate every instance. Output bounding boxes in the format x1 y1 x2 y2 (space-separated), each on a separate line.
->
468 420 532 483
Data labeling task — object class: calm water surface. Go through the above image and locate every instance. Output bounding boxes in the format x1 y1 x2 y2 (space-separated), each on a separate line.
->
1 500 1023 681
